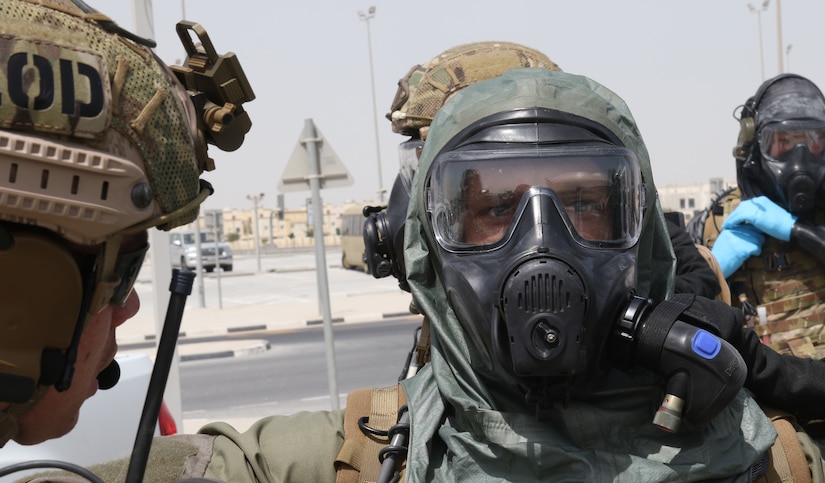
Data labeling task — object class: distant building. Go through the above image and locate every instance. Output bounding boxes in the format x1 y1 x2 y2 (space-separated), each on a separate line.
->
178 199 378 251
657 177 736 225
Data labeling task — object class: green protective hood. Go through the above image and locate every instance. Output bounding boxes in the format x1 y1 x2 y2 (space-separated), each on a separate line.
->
400 69 775 482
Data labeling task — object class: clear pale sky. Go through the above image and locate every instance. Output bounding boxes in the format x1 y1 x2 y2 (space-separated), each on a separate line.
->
101 1 825 212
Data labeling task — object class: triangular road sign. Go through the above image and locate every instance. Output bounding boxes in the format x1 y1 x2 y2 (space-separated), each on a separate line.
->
278 123 353 193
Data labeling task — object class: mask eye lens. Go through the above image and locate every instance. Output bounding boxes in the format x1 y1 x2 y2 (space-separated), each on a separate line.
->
560 188 612 240
398 138 425 189
760 123 825 161
427 145 642 250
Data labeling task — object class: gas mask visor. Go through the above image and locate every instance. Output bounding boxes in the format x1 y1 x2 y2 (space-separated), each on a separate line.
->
426 144 644 252
758 119 825 212
398 137 425 191
758 119 825 163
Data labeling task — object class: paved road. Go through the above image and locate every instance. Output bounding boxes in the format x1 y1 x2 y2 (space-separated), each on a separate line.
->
180 317 423 432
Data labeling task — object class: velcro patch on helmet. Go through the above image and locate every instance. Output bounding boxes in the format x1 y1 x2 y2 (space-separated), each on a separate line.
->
0 36 111 138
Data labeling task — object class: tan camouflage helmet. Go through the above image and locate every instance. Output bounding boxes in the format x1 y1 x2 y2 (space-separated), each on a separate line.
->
387 41 561 139
0 0 210 246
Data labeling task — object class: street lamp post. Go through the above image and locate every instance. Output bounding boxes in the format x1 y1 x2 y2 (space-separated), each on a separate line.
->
247 193 264 272
776 0 784 73
747 0 770 81
785 44 793 72
358 6 385 203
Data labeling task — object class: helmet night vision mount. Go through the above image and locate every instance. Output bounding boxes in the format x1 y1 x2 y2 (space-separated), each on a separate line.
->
170 21 256 170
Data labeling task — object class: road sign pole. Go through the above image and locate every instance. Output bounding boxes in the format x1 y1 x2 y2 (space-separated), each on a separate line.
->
278 118 352 411
303 118 340 410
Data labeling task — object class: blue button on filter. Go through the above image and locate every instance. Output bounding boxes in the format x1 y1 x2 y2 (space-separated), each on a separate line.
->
692 329 722 359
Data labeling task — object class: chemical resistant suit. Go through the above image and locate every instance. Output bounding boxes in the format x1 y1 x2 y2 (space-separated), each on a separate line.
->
374 43 825 476
397 68 777 482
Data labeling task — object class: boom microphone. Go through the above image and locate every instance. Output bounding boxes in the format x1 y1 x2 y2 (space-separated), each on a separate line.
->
97 360 121 390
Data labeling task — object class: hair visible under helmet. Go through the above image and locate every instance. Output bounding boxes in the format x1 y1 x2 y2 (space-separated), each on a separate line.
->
0 0 253 444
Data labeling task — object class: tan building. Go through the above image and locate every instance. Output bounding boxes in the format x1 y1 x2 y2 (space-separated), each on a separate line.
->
177 199 379 251
657 177 736 225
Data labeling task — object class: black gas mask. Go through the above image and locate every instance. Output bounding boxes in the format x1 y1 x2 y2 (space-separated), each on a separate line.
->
756 120 825 214
424 116 645 401
738 75 825 215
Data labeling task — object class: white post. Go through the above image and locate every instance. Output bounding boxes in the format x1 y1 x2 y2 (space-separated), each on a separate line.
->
131 0 183 431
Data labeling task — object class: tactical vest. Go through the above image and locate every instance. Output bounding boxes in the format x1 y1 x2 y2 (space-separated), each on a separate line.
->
701 188 825 359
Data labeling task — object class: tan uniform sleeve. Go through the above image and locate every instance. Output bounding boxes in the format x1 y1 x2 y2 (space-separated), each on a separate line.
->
198 410 345 483
18 433 215 483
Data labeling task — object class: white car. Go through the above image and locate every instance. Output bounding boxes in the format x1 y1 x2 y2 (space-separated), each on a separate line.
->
0 353 174 483
169 229 233 273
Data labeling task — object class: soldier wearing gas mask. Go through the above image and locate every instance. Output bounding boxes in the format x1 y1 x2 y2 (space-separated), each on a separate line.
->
0 0 252 452
361 47 825 481
711 74 825 359
384 67 783 481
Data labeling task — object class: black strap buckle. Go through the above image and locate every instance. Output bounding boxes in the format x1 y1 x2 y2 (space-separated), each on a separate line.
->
763 252 791 272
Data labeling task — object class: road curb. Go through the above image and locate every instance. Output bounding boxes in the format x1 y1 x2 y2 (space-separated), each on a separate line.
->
117 311 416 355
179 340 272 362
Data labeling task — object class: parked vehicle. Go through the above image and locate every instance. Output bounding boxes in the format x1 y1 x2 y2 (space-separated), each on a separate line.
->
169 229 233 272
340 204 369 273
0 353 176 482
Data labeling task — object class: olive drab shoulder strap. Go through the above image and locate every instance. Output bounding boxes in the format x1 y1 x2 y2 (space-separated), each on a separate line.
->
335 384 407 483
413 316 431 368
694 243 732 305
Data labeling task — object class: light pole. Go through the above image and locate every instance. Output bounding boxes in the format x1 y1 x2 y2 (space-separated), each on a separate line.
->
785 44 793 72
247 193 264 272
747 0 769 81
776 0 784 73
358 6 385 203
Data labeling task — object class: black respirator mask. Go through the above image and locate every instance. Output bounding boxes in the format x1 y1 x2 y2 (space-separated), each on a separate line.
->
425 124 645 400
757 120 825 214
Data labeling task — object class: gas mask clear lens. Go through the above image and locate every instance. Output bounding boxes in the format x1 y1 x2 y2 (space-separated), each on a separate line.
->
759 120 825 163
398 137 425 191
426 145 644 251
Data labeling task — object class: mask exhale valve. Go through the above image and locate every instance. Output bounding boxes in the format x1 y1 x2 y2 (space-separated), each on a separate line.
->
610 295 747 432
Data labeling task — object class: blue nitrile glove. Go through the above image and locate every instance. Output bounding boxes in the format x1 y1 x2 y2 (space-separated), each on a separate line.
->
722 196 797 241
712 224 766 278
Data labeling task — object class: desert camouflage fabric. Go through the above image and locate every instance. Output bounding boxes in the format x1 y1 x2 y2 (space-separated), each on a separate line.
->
0 0 202 243
706 190 825 359
387 41 561 137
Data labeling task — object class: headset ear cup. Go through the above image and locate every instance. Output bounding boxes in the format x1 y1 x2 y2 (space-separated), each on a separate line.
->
734 115 756 161
0 227 83 402
733 94 757 161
